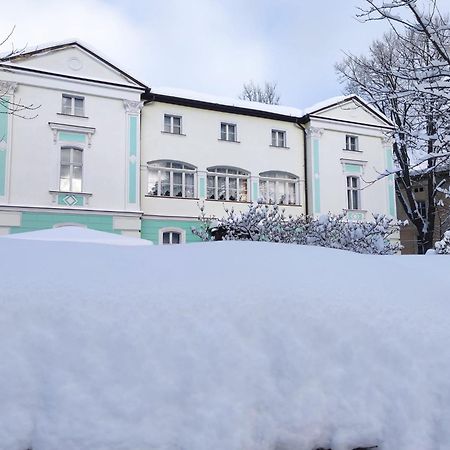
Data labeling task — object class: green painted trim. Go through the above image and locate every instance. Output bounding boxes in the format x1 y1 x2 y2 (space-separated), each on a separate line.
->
199 177 206 198
57 193 85 207
252 180 258 201
0 98 8 143
313 138 320 214
10 211 114 234
0 150 5 197
141 218 202 244
128 116 137 204
344 163 362 174
59 131 86 143
385 147 396 217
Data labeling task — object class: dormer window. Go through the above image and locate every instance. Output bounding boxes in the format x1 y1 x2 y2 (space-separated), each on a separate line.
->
62 94 85 116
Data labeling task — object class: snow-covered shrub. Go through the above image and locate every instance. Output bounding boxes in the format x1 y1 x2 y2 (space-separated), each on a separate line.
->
192 203 403 255
435 231 450 254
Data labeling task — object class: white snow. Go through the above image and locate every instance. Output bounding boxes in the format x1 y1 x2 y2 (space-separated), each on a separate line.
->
151 86 305 117
1 226 152 246
0 239 449 450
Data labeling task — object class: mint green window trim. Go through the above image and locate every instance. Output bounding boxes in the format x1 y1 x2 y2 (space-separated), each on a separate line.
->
0 98 8 143
0 150 6 196
59 132 86 143
199 177 206 198
344 163 362 174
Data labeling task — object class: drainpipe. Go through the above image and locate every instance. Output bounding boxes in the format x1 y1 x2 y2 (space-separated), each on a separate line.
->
295 118 309 215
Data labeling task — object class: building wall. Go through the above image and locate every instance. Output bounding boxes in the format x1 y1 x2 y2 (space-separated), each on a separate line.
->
0 46 144 236
140 101 306 243
305 105 395 221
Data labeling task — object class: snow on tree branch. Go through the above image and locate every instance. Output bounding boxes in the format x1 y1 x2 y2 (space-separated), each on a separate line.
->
192 203 403 255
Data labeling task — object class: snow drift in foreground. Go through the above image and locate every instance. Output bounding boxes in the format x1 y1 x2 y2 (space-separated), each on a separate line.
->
0 239 449 450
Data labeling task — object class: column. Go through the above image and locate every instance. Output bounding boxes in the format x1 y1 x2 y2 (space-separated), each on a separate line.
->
123 100 144 211
306 126 324 216
383 136 396 218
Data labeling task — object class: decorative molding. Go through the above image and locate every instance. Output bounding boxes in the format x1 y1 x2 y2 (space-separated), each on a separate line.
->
48 122 96 147
306 127 324 138
382 136 394 146
123 100 144 114
0 81 17 95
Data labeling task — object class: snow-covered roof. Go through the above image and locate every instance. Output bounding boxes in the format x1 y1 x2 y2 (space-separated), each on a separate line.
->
151 86 305 117
0 239 448 449
2 225 152 246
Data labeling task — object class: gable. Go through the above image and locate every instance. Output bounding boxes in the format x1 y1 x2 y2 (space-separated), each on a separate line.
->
310 98 392 128
1 43 146 89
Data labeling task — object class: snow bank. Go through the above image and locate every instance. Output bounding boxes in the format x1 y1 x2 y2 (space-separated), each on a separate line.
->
2 226 153 246
0 240 449 450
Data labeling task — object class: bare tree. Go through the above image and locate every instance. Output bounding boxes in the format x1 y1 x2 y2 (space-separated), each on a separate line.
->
337 1 450 253
0 27 39 122
239 80 281 104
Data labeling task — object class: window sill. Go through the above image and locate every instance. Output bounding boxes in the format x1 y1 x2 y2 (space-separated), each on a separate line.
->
218 139 240 144
205 199 250 204
269 145 290 149
161 131 186 136
50 190 92 197
57 113 89 119
343 149 363 153
146 194 199 200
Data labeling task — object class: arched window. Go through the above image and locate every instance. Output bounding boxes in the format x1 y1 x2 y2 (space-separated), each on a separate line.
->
148 160 196 198
206 167 249 202
60 146 83 192
259 171 299 205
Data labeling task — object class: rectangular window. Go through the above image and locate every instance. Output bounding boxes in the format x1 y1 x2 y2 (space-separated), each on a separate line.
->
347 176 360 210
164 114 182 134
220 123 237 141
60 147 83 192
417 201 427 218
271 130 286 147
345 135 359 151
61 94 85 116
162 231 181 245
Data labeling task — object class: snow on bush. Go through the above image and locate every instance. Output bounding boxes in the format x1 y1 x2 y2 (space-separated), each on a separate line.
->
192 203 402 255
435 230 450 254
0 237 449 450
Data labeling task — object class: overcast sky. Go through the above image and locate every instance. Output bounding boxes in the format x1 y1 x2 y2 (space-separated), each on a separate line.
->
2 0 450 108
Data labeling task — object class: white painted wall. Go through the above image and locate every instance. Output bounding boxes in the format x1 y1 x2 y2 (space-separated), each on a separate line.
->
0 51 143 213
306 104 394 219
140 101 306 219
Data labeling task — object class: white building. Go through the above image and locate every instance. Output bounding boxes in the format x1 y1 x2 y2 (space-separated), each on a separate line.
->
0 41 146 236
0 41 396 243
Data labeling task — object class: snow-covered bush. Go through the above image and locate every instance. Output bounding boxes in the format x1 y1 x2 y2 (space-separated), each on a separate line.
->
192 203 403 255
435 231 450 254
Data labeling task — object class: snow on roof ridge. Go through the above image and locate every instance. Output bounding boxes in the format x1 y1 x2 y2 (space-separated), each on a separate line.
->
151 86 305 117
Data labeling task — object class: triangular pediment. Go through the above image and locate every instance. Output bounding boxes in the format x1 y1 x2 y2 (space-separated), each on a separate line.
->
308 96 393 128
1 42 146 89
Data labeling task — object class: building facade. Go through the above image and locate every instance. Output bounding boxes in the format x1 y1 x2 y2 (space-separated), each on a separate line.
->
0 41 396 244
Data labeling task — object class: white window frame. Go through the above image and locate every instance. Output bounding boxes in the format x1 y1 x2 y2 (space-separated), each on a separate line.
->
61 94 85 116
159 227 186 244
346 176 361 210
163 114 183 134
259 171 299 205
220 122 237 142
271 129 287 147
148 160 197 198
59 146 83 193
206 167 249 202
345 134 359 151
